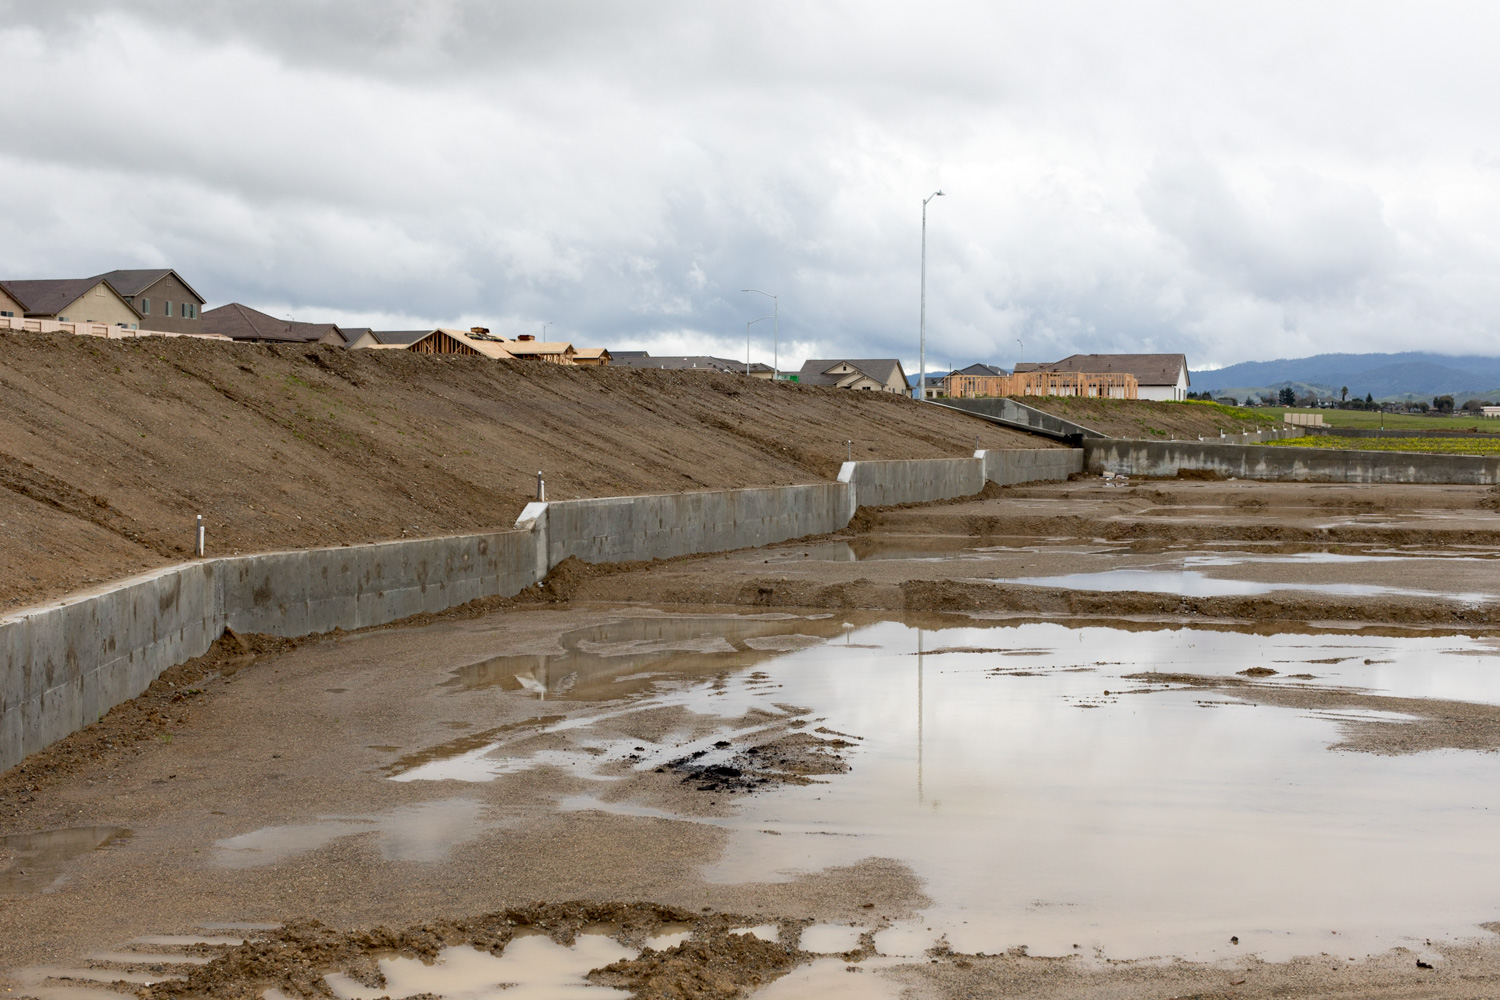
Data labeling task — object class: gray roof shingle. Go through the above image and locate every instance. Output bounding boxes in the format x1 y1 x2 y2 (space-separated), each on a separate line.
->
952 363 1008 377
201 302 344 343
369 330 435 346
612 354 772 373
89 268 206 304
796 359 904 387
0 277 136 317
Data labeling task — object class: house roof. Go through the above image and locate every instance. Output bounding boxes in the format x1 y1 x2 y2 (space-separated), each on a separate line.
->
499 340 576 357
952 363 1008 377
367 330 433 347
572 347 611 360
612 354 771 373
89 268 206 304
429 329 514 359
201 302 343 343
1015 353 1189 387
796 359 905 388
0 277 140 317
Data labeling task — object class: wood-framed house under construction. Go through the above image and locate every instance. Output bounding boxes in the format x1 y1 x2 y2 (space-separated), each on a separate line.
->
944 369 1139 399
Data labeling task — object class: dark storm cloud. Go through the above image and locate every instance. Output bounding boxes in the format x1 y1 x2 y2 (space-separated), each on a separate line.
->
2 1 1499 369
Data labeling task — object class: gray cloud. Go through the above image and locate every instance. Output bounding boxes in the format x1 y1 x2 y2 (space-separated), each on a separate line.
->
2 0 1499 371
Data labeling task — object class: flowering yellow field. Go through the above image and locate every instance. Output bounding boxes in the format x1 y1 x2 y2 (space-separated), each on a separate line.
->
1271 435 1500 455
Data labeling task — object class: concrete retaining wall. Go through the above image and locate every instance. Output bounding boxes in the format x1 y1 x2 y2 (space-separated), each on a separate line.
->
1 528 545 772
1084 439 1500 484
533 483 855 566
839 458 985 507
0 562 221 777
1 450 1083 772
982 448 1084 484
219 529 543 637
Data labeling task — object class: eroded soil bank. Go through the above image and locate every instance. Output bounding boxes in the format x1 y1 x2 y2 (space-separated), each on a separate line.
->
0 332 1050 611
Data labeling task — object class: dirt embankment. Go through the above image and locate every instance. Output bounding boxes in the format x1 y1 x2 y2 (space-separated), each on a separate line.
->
0 333 1047 610
1014 396 1280 438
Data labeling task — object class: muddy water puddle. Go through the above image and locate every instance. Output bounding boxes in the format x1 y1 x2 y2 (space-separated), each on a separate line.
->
214 798 499 868
396 617 1500 963
0 826 131 894
1007 567 1491 601
1007 545 1500 602
732 536 992 562
442 614 846 700
325 936 636 1000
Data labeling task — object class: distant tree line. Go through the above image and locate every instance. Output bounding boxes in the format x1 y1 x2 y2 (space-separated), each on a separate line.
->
1186 388 1495 414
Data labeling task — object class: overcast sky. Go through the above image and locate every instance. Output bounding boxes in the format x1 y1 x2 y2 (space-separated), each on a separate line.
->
2 1 1498 372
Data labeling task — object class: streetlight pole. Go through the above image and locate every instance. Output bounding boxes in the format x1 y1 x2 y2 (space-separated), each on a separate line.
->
1016 337 1023 370
746 315 774 375
742 289 778 381
918 190 945 400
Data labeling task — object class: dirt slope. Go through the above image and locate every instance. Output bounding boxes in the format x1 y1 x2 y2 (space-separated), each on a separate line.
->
1016 396 1280 438
0 333 1050 610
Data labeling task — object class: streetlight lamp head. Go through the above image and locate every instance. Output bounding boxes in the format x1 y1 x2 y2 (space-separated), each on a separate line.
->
935 190 945 196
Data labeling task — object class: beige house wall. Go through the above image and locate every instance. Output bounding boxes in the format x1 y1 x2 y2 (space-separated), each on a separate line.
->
127 274 205 333
52 284 140 326
0 287 22 318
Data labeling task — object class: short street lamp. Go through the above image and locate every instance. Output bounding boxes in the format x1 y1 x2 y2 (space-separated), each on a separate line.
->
917 190 945 400
742 289 779 381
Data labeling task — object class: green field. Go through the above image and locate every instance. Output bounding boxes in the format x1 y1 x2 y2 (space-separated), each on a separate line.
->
1280 407 1500 432
1269 434 1500 455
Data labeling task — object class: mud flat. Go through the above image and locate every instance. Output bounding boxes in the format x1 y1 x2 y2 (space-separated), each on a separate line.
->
6 478 1500 998
4 606 1500 998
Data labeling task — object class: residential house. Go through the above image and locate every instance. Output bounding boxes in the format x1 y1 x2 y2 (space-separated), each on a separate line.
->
495 334 576 364
1014 353 1189 401
201 302 351 345
350 328 517 359
91 269 206 334
572 347 612 366
0 276 141 327
796 359 909 394
412 329 514 359
945 368 1137 399
612 354 773 377
0 284 25 318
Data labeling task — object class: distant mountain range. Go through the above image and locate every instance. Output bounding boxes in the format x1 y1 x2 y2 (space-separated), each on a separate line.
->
1190 352 1500 402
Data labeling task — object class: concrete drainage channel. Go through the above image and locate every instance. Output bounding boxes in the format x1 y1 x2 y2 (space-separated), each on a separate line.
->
0 448 1084 772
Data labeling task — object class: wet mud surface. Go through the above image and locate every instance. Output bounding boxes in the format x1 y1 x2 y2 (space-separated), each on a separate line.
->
139 903 805 1000
8 479 1500 998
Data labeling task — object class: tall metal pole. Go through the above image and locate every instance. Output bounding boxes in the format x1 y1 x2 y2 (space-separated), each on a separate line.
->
746 315 774 376
918 190 944 400
742 289 778 381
